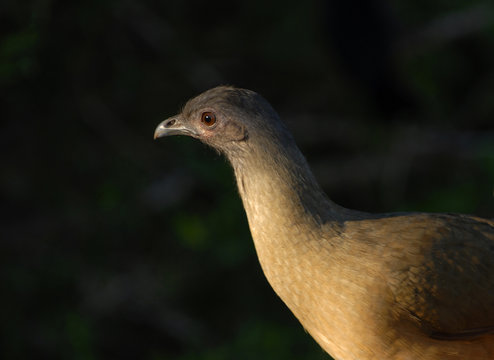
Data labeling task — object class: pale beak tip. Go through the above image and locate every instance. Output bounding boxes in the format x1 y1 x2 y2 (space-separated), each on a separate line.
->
153 123 167 140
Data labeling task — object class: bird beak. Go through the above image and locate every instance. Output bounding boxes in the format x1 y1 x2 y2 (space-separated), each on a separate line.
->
154 115 197 139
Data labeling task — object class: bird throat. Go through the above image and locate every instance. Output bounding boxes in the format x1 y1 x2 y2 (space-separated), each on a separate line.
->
228 137 344 299
230 137 341 227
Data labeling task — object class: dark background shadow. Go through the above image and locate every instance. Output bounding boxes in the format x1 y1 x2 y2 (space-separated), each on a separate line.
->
1 0 494 359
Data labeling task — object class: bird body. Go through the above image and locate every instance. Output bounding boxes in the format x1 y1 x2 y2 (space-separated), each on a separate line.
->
155 86 494 359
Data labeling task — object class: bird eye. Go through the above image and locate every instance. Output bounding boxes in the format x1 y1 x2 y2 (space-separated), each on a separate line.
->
201 112 216 126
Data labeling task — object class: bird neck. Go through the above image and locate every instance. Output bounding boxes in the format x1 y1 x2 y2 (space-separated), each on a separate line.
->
226 134 352 311
228 135 346 246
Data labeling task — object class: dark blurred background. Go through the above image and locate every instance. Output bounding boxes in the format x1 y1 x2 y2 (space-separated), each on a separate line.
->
1 0 494 359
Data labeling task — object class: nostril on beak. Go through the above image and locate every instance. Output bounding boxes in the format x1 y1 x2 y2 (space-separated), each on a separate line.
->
165 119 176 127
154 116 190 139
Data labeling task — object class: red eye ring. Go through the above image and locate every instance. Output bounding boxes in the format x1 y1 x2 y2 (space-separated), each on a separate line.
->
201 112 216 126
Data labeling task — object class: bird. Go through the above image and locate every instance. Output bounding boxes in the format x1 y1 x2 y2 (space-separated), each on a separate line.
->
154 86 494 360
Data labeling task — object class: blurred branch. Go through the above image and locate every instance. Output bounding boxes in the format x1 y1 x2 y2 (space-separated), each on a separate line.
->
399 3 494 58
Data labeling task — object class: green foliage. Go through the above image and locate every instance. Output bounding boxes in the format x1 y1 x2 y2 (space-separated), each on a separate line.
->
65 312 96 360
0 26 39 82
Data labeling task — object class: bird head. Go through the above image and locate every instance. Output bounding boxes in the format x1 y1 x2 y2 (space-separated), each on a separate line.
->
154 86 293 156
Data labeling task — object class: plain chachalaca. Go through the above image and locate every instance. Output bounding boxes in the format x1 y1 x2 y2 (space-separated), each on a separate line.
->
154 86 494 360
